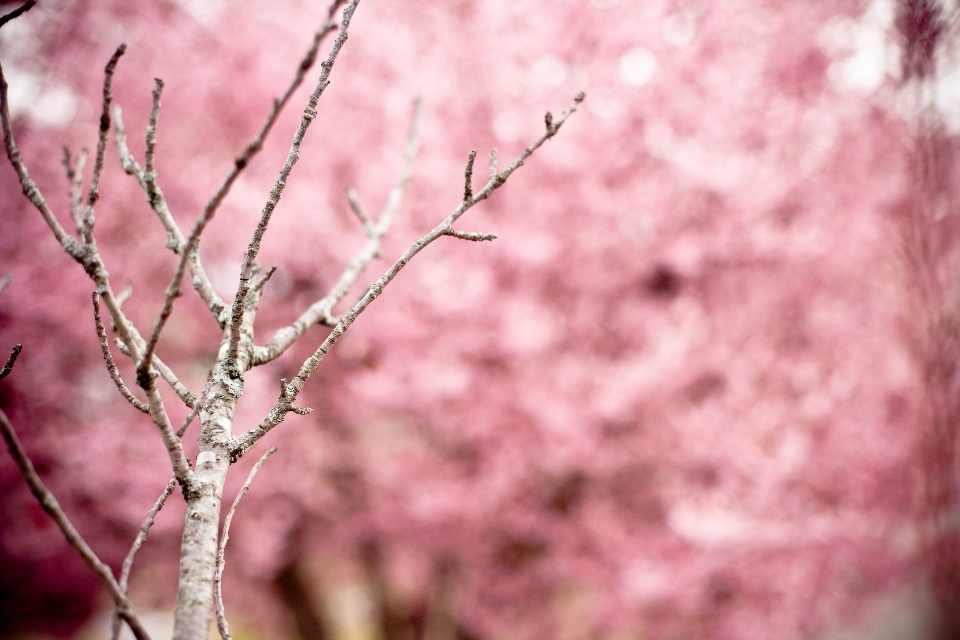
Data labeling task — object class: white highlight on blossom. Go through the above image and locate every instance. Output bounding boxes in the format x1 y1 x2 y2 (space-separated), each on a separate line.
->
931 63 960 132
4 66 77 129
618 47 658 87
819 0 897 95
643 119 748 189
624 561 670 600
172 0 225 24
589 0 627 8
662 12 697 48
586 88 625 120
528 55 569 89
207 260 242 297
503 300 557 355
493 110 525 143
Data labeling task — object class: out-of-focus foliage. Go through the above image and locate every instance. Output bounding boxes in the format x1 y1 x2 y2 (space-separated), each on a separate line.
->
0 0 955 639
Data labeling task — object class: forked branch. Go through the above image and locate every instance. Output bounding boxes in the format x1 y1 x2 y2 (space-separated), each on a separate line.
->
252 98 424 366
227 0 361 369
0 23 194 487
81 43 126 244
92 292 150 414
233 92 585 456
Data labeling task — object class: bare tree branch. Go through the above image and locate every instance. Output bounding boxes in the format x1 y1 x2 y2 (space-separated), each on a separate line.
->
0 60 83 259
0 0 36 30
81 44 126 244
114 0 350 330
252 98 423 366
215 447 277 640
463 149 476 202
0 407 153 640
92 292 150 414
227 0 361 370
136 79 196 390
0 35 195 486
179 369 213 438
115 280 134 311
1 344 21 380
202 0 348 235
108 368 213 640
233 92 585 456
114 339 199 409
443 229 497 242
346 187 373 232
113 105 227 319
110 476 177 640
62 145 89 234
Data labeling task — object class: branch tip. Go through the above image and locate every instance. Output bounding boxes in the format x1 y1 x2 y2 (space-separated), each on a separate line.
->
1 344 22 380
463 150 477 202
445 229 497 242
346 187 373 232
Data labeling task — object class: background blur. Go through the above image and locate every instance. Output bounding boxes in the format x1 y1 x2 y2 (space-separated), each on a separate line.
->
1 0 958 639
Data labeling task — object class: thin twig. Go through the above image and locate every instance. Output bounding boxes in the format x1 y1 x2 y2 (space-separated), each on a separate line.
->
0 407 153 640
488 148 498 182
136 79 189 389
215 447 277 640
235 93 585 456
0 0 36 30
61 146 88 234
114 338 199 409
252 99 423 366
0 60 83 259
0 39 193 488
115 280 134 309
444 229 497 242
110 476 177 640
228 0 361 370
92 293 150 413
178 369 213 438
1 344 21 380
126 0 349 329
82 44 126 244
0 271 10 295
346 187 373 232
251 266 277 296
463 149 476 203
113 104 226 319
202 0 347 241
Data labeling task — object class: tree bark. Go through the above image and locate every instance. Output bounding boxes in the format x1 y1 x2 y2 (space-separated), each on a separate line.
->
173 298 258 640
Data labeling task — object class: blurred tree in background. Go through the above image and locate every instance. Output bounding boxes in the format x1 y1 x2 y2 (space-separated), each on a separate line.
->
1 0 958 639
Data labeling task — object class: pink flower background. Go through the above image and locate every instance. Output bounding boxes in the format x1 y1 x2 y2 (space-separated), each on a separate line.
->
0 1 955 639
